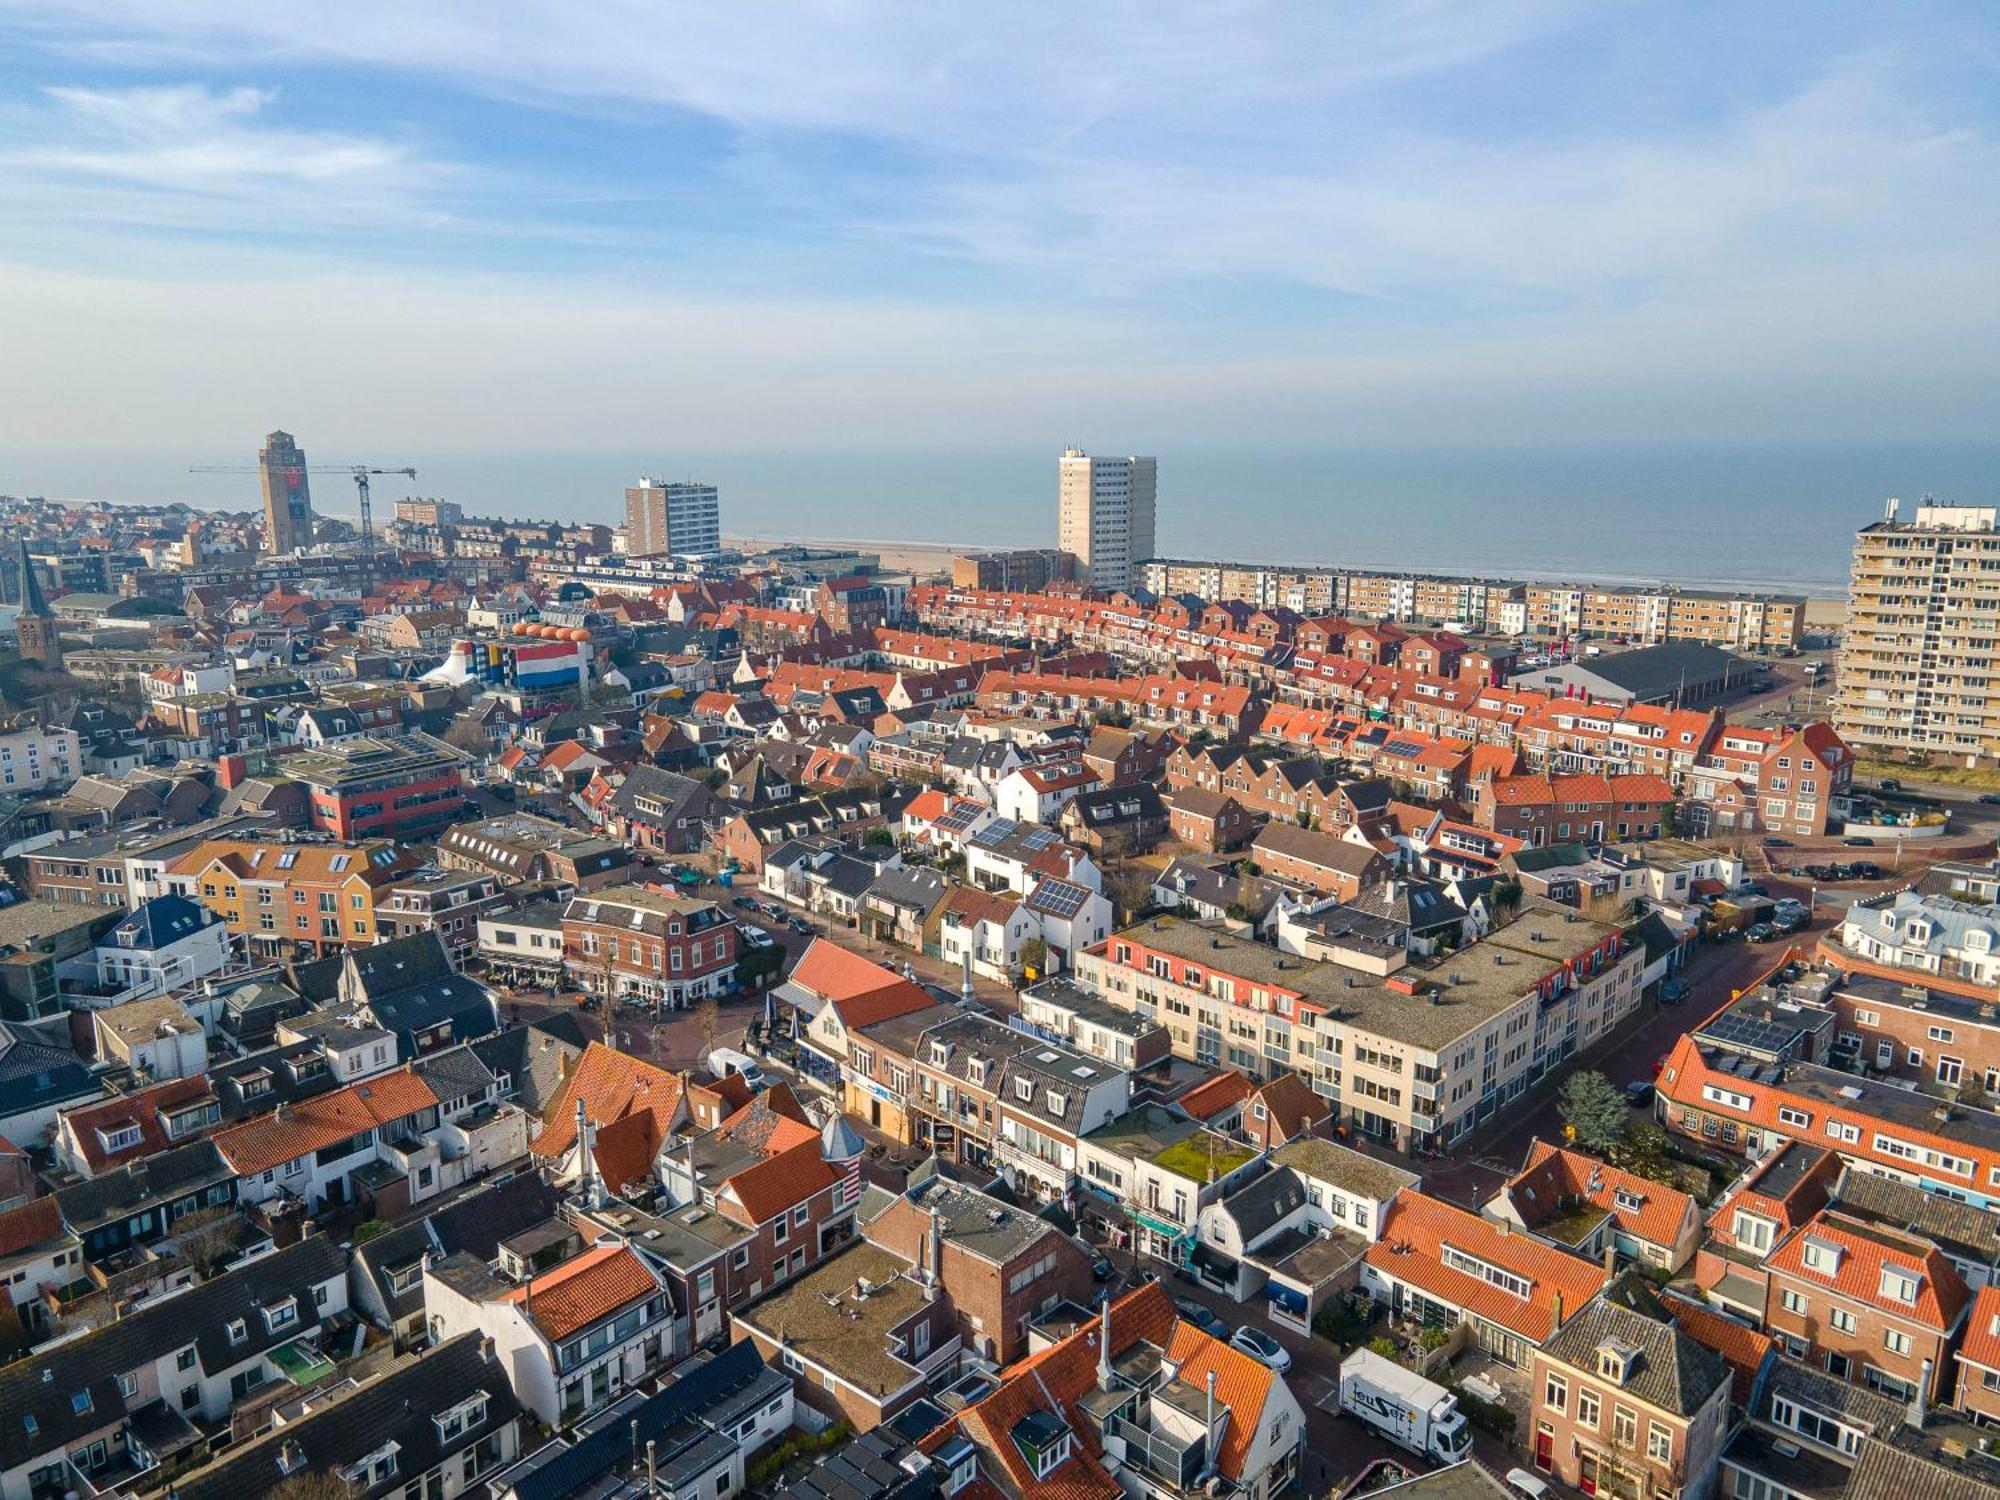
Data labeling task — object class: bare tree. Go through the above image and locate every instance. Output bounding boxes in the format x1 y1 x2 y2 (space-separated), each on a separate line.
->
269 1470 356 1500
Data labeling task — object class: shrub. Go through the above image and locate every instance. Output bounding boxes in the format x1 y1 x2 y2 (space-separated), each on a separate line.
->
1367 1335 1400 1358
1452 1385 1517 1443
1418 1326 1450 1351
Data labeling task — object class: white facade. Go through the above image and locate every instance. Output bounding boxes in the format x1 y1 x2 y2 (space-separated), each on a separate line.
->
91 916 233 1003
1057 450 1156 592
0 722 79 793
626 477 721 560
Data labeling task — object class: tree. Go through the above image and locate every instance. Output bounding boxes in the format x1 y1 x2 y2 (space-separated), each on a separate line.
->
442 719 492 756
1557 1070 1630 1154
1018 937 1048 977
695 996 720 1058
174 1205 245 1277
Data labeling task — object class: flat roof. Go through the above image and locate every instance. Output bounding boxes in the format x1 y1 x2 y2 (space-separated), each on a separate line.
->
734 1243 929 1398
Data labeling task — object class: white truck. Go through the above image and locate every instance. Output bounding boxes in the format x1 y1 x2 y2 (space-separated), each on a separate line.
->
1338 1349 1473 1464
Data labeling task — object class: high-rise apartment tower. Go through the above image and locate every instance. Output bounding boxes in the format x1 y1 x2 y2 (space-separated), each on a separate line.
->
624 476 721 560
1058 449 1156 592
259 430 316 555
1833 497 2000 765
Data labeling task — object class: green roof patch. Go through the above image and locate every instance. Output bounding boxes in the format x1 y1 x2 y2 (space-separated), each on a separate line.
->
1152 1133 1256 1184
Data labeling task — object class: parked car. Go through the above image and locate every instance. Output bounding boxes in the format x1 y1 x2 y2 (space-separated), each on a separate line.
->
1765 837 1793 848
1879 778 1903 792
1174 1299 1230 1338
786 916 817 935
1091 1256 1116 1282
1842 836 1876 847
1737 880 1767 897
740 924 776 949
1623 1080 1655 1107
1745 923 1775 943
1658 976 1689 1005
1852 862 1881 880
488 781 517 803
1979 794 2000 806
1230 1326 1293 1373
732 895 759 910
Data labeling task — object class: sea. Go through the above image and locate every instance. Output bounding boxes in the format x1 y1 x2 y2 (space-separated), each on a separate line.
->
15 441 2000 597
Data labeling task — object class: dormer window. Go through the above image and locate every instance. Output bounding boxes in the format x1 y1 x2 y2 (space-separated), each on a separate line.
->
433 1393 488 1443
227 1318 247 1345
1596 1342 1639 1385
1800 1237 1843 1276
1015 1077 1035 1102
1612 1187 1644 1213
1879 1265 1921 1304
96 1124 143 1155
263 1297 299 1332
1046 1091 1067 1115
930 1042 950 1067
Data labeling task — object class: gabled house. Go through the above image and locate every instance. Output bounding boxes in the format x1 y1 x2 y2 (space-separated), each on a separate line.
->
1487 1140 1702 1273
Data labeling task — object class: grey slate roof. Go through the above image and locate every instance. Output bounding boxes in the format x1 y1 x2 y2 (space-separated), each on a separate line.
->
1540 1294 1728 1418
0 1019 97 1117
471 1017 587 1112
105 893 216 950
55 1139 234 1234
1220 1165 1306 1242
1833 1164 2000 1269
168 1334 521 1500
411 1042 498 1106
0 1234 346 1471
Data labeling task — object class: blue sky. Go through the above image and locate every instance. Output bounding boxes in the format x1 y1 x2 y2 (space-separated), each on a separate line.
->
1 1 1997 455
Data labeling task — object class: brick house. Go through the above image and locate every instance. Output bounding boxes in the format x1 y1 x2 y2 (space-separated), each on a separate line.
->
602 765 724 855
1682 721 1851 839
1250 822 1389 900
1956 1284 2000 1422
561 885 738 1010
1763 1209 1970 1403
1529 1291 1732 1500
1487 1140 1703 1273
864 1175 1094 1366
1691 1140 1840 1325
1165 788 1255 852
1474 772 1675 845
1082 725 1175 788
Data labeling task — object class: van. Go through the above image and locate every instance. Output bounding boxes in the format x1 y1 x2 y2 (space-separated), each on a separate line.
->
1505 1470 1550 1500
706 1047 768 1092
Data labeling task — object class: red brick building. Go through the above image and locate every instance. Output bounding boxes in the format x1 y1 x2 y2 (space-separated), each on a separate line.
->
1473 771 1675 845
1249 822 1389 900
288 733 468 842
561 884 738 1009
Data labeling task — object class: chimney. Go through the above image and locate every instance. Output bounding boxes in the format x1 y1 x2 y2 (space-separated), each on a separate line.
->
1551 1288 1565 1330
961 949 974 1002
216 753 248 791
1096 1292 1114 1392
1911 1359 1932 1429
1203 1370 1220 1475
1603 1243 1617 1277
575 1097 601 1209
925 1209 944 1299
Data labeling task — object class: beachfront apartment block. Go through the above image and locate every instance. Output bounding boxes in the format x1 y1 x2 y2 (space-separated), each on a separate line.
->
1834 499 2000 766
1058 449 1155 592
1073 902 1641 1153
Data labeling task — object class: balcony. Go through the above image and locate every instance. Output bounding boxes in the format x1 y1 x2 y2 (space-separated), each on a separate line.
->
1106 1414 1205 1490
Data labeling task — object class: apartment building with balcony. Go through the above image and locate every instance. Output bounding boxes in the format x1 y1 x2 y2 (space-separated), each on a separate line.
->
1076 904 1639 1153
992 1037 1134 1205
1834 500 2000 765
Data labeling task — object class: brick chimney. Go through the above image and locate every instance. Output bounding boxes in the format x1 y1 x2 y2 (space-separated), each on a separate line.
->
216 753 249 790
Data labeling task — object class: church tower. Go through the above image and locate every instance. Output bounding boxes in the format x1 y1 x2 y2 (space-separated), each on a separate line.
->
12 542 61 669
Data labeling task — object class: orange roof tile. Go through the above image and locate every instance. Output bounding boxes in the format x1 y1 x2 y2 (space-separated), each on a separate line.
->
1507 1140 1694 1251
1662 1292 1774 1406
1959 1285 2000 1373
0 1197 64 1258
788 939 910 1003
61 1074 216 1173
1177 1071 1254 1121
720 1138 838 1226
1366 1192 1609 1344
1161 1321 1276 1480
531 1042 685 1170
501 1244 660 1341
1766 1209 1969 1330
213 1069 437 1176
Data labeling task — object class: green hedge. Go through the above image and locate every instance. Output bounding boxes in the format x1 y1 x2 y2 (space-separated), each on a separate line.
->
747 1421 855 1485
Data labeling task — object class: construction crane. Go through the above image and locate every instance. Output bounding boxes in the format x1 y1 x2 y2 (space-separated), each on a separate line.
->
188 462 417 590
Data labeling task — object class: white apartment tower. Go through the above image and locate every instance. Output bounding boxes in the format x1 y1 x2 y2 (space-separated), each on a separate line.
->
1058 449 1156 592
1834 497 2000 766
624 476 721 560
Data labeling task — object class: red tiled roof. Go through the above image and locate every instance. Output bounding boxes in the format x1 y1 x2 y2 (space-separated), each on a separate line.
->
531 1042 685 1171
1250 1073 1332 1141
1766 1210 1969 1330
61 1074 216 1174
1959 1285 2000 1372
1365 1192 1609 1344
501 1244 659 1341
0 1197 63 1258
788 939 909 1003
1177 1071 1253 1121
1506 1140 1694 1251
213 1069 438 1176
720 1138 838 1226
833 978 942 1031
1661 1292 1774 1407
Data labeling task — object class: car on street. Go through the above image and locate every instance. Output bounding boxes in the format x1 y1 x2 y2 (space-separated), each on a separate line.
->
1745 923 1775 943
1229 1326 1293 1373
1658 976 1688 1005
1091 1256 1115 1282
1980 794 2000 806
740 925 776 948
1842 836 1876 847
1623 1080 1655 1107
732 895 759 910
1879 778 1902 792
1852 862 1881 880
1174 1299 1230 1338
1736 880 1767 897
786 916 817 935
1765 837 1792 848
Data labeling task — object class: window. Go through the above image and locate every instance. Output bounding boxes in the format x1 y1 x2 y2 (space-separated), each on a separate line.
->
1830 1308 1857 1334
227 1318 247 1345
72 1391 93 1416
1884 1328 1913 1357
1879 1267 1920 1304
176 1347 197 1371
1543 1373 1568 1413
1576 1388 1600 1428
1781 1289 1808 1316
1612 1406 1637 1448
1646 1422 1672 1463
773 1216 789 1246
1777 1107 1811 1129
